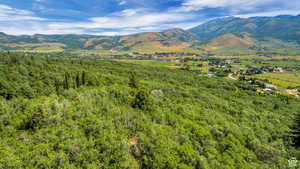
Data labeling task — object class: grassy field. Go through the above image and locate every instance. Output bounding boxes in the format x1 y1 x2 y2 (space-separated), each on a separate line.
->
117 60 182 67
118 59 217 72
251 71 300 89
229 58 300 72
121 58 300 91
11 49 64 53
261 60 300 70
217 55 300 60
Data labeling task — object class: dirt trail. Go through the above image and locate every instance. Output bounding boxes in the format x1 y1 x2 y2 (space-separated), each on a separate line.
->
228 73 238 80
285 89 299 98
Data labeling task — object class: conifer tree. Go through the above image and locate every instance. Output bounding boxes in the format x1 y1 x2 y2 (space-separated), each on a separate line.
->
132 88 149 110
129 72 138 89
63 72 70 89
82 71 87 85
293 112 300 147
75 73 81 88
54 79 60 95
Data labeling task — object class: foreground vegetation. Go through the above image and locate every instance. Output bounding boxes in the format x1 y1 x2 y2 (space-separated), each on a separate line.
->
0 53 300 168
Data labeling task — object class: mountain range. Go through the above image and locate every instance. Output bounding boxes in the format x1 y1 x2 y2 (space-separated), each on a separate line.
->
1 15 300 55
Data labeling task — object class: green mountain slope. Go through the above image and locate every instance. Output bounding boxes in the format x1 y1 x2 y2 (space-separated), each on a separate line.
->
203 33 254 50
0 29 198 53
189 15 300 55
1 15 300 55
189 15 300 42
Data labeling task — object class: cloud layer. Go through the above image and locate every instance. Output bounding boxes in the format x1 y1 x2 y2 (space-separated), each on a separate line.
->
0 4 44 21
178 0 300 13
0 0 299 35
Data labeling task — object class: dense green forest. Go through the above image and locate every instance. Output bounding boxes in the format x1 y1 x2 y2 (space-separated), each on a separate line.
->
0 53 300 168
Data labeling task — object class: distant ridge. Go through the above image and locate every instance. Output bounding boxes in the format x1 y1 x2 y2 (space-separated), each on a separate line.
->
0 29 198 52
1 15 300 55
188 15 300 42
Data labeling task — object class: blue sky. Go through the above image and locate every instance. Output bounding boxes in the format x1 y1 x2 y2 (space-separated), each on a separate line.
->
0 0 299 35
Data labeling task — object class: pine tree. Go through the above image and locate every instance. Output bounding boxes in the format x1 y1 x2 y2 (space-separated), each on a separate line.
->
132 88 149 110
75 73 81 88
54 79 60 95
293 112 300 147
82 71 87 85
129 72 138 89
63 72 70 89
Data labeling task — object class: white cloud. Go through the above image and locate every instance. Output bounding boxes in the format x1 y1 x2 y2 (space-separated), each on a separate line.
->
118 0 127 6
235 10 300 18
0 4 199 36
0 4 32 15
175 0 299 13
49 9 197 30
181 0 270 11
164 21 203 30
95 30 139 36
0 4 84 35
2 26 85 35
1 2 300 36
120 8 142 17
0 4 45 21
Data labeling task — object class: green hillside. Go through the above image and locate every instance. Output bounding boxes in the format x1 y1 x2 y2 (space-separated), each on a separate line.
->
188 15 300 42
1 15 300 56
188 15 300 56
0 53 299 168
0 29 198 53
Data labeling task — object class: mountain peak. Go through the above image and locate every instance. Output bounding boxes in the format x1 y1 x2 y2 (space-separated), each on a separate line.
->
275 15 296 19
162 28 186 36
163 28 185 32
188 15 300 42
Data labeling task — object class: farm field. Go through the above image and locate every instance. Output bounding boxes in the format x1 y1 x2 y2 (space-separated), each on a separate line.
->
217 55 300 60
250 71 300 89
117 57 300 95
117 59 182 67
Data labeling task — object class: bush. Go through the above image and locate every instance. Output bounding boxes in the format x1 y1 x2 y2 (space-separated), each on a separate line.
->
132 88 150 110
